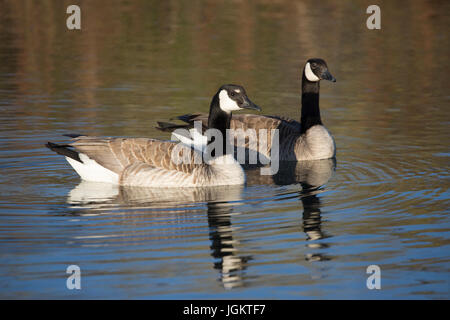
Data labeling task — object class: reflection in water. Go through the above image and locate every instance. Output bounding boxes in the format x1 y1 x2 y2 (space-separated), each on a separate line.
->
300 187 331 262
292 160 335 262
296 160 334 262
246 159 335 187
68 182 244 209
66 158 334 288
248 159 335 262
301 189 324 242
68 181 248 289
207 201 249 289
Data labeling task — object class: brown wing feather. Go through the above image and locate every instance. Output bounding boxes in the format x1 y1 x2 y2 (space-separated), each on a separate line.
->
174 113 302 158
231 114 301 155
183 113 300 131
182 113 301 143
70 137 204 175
231 114 301 139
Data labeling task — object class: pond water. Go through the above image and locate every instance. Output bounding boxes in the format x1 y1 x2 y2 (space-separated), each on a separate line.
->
0 0 449 299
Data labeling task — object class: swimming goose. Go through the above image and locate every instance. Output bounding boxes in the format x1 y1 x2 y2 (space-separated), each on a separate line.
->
46 84 261 187
158 59 336 161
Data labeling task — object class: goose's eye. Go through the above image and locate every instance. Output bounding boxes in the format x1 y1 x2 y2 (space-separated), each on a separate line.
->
230 92 235 97
311 63 317 68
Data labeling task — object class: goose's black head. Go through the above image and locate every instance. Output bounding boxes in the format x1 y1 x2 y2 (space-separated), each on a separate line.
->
303 58 336 83
208 84 261 151
214 84 261 113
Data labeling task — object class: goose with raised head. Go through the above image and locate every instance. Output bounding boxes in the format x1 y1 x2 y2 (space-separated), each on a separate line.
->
158 59 336 161
46 84 261 187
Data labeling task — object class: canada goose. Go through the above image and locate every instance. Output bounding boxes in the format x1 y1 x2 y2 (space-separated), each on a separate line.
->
46 84 261 187
158 58 336 161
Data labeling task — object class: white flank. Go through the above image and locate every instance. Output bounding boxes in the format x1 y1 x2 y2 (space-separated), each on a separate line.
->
66 153 119 184
219 90 240 112
305 62 320 82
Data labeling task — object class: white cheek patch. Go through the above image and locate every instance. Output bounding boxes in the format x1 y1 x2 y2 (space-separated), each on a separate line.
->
219 90 241 113
305 62 320 82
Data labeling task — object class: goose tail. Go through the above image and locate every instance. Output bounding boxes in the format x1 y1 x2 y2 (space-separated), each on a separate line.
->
45 142 82 163
174 113 199 124
155 121 191 132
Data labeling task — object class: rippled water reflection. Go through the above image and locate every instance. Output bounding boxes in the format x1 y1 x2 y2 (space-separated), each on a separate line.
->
0 0 449 299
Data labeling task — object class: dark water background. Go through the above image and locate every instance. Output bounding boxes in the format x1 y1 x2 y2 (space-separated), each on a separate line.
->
0 0 449 299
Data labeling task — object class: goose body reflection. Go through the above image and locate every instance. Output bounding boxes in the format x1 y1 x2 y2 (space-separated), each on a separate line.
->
67 182 249 289
245 158 335 187
66 158 335 289
207 201 249 289
68 181 245 208
246 159 335 262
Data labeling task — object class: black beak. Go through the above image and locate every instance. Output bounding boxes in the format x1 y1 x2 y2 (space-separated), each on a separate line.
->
241 98 261 111
322 70 336 82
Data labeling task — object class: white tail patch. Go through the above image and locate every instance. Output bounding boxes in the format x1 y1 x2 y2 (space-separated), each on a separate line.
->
66 153 119 184
305 62 320 82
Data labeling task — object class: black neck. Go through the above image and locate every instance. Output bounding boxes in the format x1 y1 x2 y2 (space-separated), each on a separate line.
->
300 72 322 134
207 93 232 157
